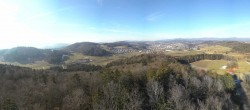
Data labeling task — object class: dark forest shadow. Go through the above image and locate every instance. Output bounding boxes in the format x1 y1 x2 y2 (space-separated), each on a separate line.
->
231 75 250 110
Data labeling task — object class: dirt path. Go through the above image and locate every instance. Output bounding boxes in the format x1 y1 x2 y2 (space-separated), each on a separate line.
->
247 62 250 65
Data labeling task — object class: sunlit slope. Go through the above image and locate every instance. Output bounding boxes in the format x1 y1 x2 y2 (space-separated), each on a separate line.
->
191 60 250 75
200 44 249 60
0 61 53 69
200 45 232 54
65 52 141 65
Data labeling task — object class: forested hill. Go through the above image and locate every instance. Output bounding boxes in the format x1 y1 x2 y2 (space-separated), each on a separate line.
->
62 41 149 56
0 53 247 109
0 47 69 64
1 40 249 65
103 41 148 50
106 53 225 68
2 47 45 64
231 43 250 53
62 42 112 56
206 41 250 53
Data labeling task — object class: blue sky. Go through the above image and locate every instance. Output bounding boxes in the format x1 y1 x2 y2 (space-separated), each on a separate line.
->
1 0 250 48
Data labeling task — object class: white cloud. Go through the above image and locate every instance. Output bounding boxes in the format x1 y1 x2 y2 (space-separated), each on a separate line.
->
146 12 164 21
97 0 104 7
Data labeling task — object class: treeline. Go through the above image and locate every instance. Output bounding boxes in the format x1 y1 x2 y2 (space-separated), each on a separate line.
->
106 54 177 67
176 53 240 64
50 63 103 72
0 54 248 110
107 53 225 68
176 54 224 64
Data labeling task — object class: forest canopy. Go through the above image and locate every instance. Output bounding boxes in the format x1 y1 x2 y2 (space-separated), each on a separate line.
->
0 54 247 110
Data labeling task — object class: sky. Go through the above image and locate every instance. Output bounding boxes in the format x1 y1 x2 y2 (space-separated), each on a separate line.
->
1 0 250 49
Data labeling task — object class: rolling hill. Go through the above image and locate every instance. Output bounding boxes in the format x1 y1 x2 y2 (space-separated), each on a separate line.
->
0 47 69 64
63 42 112 56
103 41 148 50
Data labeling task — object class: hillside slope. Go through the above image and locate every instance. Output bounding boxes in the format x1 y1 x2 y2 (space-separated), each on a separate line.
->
0 47 69 64
63 42 112 56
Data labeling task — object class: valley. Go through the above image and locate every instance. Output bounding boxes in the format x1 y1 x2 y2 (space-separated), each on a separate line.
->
1 39 249 74
0 39 250 110
2 0 250 109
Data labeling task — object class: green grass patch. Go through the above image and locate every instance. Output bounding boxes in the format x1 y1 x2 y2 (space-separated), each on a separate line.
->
200 45 232 54
65 52 141 65
166 51 203 56
237 61 250 74
0 61 53 69
191 60 228 75
191 60 250 75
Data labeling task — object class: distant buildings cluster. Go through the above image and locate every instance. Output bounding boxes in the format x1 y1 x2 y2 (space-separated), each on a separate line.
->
109 48 137 54
148 43 187 51
107 42 200 54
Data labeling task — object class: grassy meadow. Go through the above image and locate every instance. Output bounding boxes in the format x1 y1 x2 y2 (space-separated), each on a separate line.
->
200 45 231 54
65 52 141 65
0 61 53 69
166 50 203 56
191 60 250 75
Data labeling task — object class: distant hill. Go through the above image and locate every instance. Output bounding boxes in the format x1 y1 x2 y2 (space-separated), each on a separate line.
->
2 47 45 64
63 42 112 56
0 47 69 64
103 41 148 50
62 41 148 56
198 41 250 53
42 43 69 49
164 37 250 42
0 49 7 56
219 41 250 53
1 39 249 65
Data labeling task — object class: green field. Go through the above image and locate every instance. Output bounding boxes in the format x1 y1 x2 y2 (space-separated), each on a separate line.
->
166 50 203 56
0 52 142 69
0 61 53 69
200 45 248 60
65 52 141 65
191 60 250 75
200 45 232 54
